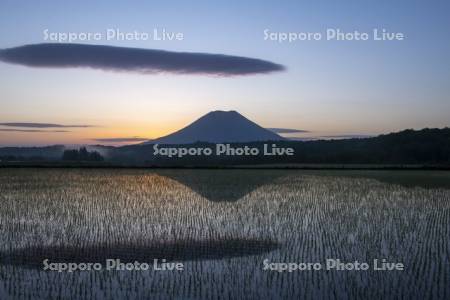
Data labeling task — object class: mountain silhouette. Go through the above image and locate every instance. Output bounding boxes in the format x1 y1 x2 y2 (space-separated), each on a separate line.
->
148 110 285 144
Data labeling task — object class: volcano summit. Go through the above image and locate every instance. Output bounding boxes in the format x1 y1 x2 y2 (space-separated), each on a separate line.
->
148 111 285 144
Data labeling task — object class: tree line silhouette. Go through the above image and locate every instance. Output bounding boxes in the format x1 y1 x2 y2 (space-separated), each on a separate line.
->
112 128 450 166
1 128 449 167
62 147 104 162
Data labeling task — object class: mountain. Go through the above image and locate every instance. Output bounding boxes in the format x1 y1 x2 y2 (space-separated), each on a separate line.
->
148 110 285 144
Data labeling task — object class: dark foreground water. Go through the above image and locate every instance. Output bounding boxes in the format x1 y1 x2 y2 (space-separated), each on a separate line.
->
0 169 449 299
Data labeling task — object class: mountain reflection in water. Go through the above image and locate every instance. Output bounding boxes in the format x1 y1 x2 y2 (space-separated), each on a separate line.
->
155 169 288 202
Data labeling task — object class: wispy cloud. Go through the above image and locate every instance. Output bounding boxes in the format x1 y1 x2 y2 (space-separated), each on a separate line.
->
0 128 70 133
288 134 374 141
0 122 93 128
0 43 285 76
92 137 149 143
319 134 374 139
266 128 309 134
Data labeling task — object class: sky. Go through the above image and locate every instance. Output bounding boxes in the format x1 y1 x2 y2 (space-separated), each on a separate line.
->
0 0 449 146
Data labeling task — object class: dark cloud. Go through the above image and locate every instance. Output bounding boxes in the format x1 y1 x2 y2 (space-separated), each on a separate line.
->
0 128 70 133
0 123 93 128
0 43 285 76
92 137 149 143
266 128 309 134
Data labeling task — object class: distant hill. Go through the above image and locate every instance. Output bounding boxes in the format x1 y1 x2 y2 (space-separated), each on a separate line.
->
0 145 112 162
282 128 450 164
147 110 285 144
0 145 65 160
1 128 449 167
112 127 450 166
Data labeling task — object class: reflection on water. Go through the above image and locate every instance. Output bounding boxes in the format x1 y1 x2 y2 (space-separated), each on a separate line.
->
1 239 280 268
306 170 450 189
0 169 449 299
156 169 287 202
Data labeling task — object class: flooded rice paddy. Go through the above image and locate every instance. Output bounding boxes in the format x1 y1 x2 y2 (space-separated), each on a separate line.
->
0 169 449 299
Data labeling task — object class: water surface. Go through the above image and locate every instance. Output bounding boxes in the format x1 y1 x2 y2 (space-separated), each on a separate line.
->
0 169 449 299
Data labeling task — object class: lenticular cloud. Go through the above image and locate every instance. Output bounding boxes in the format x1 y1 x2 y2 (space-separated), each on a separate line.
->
0 43 285 76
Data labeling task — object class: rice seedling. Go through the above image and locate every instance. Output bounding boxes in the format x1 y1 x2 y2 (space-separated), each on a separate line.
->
0 169 449 299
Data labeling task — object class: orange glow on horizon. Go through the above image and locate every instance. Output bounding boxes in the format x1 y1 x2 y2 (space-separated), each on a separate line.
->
0 118 195 146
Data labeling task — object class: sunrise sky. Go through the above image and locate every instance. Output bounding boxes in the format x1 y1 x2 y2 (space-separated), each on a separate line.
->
1 0 449 146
